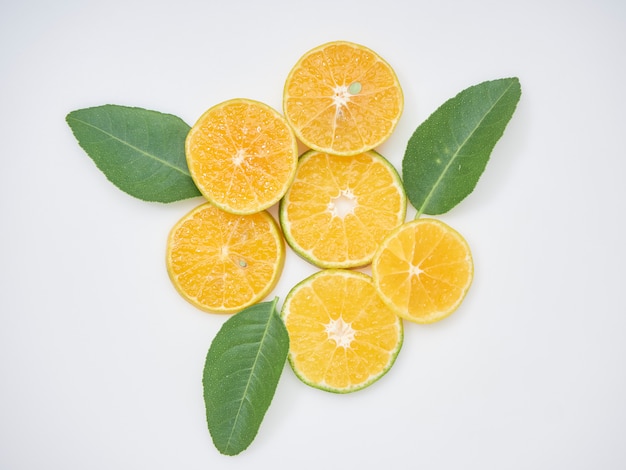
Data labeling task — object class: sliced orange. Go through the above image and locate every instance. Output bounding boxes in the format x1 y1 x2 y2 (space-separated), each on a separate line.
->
279 149 406 268
185 98 298 215
281 269 403 393
283 41 403 156
166 202 285 314
372 218 473 324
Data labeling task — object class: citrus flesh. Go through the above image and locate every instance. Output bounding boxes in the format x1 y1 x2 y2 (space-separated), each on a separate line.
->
279 149 406 268
281 269 403 393
185 98 298 215
283 41 403 156
166 202 285 314
372 218 473 324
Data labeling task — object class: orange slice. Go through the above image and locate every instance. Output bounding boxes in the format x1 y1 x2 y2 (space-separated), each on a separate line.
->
279 149 406 268
283 41 403 156
185 98 298 215
372 218 473 324
281 269 403 393
166 202 285 314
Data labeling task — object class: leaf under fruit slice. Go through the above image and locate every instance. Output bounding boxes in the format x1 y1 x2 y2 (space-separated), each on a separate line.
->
203 299 289 456
402 77 521 216
66 104 201 203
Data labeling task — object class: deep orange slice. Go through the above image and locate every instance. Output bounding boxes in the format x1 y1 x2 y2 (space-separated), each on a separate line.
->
283 41 403 156
186 98 298 214
166 202 285 313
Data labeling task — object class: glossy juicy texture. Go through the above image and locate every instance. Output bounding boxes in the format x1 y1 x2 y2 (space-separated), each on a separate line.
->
281 269 403 393
280 150 406 268
283 41 403 156
372 218 473 323
186 98 298 214
166 202 285 313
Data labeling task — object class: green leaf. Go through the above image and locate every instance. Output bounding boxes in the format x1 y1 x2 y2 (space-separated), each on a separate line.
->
203 298 289 456
66 104 201 203
402 77 522 216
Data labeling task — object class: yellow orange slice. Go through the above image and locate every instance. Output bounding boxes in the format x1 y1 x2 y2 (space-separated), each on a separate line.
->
283 41 403 156
279 149 406 268
281 269 403 393
185 98 298 214
372 218 473 324
166 202 285 314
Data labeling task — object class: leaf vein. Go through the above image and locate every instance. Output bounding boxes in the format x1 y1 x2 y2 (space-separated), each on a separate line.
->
67 116 191 177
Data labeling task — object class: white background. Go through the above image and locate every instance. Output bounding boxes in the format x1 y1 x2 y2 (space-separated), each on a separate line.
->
2 0 625 468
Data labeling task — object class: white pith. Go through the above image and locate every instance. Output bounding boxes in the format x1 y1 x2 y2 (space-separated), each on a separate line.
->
325 316 355 348
232 149 246 166
332 84 352 110
327 188 357 218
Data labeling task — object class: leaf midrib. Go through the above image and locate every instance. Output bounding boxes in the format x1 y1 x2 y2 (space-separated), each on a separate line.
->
68 115 191 176
224 298 278 453
416 80 516 217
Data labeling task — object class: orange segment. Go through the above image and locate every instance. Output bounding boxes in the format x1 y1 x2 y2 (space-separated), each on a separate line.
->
372 218 473 324
279 150 406 268
166 202 285 313
283 41 403 156
186 98 298 214
281 269 403 393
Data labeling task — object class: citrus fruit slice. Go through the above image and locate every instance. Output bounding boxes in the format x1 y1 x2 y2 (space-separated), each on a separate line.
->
283 41 403 156
281 269 403 393
279 149 406 268
185 98 298 215
166 202 285 314
372 218 473 324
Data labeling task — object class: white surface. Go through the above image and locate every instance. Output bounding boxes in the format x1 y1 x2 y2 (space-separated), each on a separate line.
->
2 0 625 468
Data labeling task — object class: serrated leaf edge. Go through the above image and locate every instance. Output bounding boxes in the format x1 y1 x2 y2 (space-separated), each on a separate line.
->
409 77 521 217
221 298 281 454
